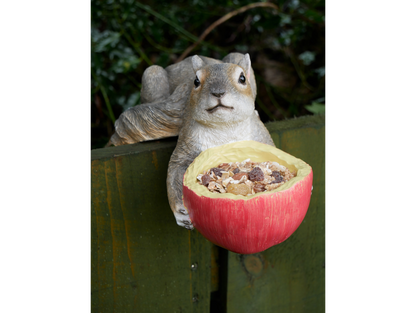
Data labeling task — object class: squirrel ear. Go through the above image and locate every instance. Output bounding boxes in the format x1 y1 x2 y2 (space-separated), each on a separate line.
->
192 55 206 73
238 53 251 80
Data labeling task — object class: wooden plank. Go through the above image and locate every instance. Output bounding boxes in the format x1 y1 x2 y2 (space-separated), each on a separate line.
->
91 114 325 312
226 115 325 313
91 142 211 313
91 137 177 161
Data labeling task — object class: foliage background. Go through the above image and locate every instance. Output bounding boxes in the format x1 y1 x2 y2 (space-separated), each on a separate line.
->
91 0 325 149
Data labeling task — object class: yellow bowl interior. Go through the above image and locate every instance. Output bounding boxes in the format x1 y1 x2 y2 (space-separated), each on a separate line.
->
183 140 312 200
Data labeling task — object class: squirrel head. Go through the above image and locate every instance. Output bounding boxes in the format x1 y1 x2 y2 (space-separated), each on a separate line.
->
189 54 255 126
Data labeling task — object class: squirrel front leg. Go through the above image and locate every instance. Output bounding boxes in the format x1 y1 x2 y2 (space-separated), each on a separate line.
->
166 144 200 230
166 158 194 229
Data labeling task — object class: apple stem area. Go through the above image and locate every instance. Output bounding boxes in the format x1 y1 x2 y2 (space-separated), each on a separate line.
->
91 114 325 312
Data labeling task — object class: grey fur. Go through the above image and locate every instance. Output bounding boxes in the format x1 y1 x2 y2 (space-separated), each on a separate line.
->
192 55 206 72
108 53 274 229
222 52 257 98
140 65 170 104
166 54 274 229
109 83 190 145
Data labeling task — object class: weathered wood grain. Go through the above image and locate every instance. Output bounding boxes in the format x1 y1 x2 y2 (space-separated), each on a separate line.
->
92 139 211 313
91 114 325 313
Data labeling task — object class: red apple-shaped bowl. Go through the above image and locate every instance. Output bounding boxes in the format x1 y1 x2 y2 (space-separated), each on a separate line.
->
182 140 313 254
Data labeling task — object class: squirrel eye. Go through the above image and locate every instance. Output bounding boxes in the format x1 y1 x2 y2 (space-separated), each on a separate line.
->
194 77 200 88
239 73 246 84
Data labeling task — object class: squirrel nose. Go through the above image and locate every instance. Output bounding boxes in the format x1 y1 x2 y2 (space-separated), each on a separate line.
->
211 92 225 98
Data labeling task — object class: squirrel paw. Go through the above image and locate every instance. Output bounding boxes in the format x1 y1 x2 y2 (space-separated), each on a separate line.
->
173 208 194 230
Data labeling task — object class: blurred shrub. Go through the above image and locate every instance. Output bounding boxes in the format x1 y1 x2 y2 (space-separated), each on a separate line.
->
91 0 325 149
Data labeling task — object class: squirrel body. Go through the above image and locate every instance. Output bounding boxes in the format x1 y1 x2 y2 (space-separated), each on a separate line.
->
108 52 274 229
166 54 274 229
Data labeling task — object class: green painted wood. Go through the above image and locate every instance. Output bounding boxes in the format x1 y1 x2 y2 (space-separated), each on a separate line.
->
91 114 325 313
226 114 325 313
91 140 211 313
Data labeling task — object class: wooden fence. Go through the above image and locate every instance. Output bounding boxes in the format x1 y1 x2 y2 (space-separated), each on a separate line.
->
91 114 325 313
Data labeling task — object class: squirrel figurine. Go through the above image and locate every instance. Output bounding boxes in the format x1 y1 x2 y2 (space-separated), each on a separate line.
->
108 52 275 229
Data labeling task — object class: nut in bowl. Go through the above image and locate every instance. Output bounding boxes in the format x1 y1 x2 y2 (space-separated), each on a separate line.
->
182 140 313 254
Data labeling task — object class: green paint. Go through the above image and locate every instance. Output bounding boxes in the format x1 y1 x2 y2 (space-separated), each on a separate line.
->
91 115 325 312
92 144 211 312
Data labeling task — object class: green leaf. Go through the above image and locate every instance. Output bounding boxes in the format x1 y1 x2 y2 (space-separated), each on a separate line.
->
315 67 325 77
303 9 324 23
305 102 325 114
93 31 121 53
298 51 315 66
314 97 325 103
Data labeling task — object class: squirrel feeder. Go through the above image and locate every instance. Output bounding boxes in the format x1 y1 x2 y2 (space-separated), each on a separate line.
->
183 140 312 254
108 53 312 249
